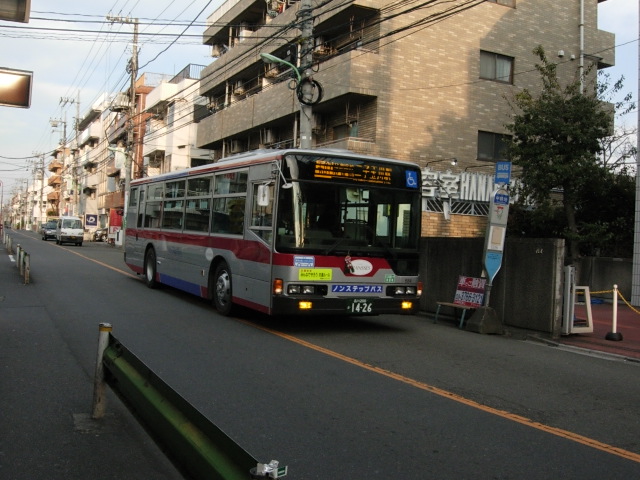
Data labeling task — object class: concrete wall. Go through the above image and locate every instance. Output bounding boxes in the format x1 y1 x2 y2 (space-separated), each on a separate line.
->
576 257 632 300
420 237 565 337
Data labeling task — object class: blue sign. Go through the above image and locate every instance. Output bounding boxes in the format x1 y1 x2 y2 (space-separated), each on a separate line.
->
85 214 98 227
294 256 315 268
495 161 511 185
405 170 419 189
494 192 509 206
484 251 503 284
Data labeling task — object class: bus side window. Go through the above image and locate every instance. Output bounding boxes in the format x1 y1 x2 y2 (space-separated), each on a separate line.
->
227 198 245 234
137 188 145 228
145 201 161 228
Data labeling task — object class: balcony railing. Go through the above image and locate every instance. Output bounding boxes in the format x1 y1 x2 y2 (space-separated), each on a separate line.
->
48 175 62 186
48 161 63 172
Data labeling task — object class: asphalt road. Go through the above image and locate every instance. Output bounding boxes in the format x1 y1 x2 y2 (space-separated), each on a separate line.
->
4 229 640 479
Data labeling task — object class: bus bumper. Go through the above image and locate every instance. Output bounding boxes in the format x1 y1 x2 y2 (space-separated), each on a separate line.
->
271 296 420 316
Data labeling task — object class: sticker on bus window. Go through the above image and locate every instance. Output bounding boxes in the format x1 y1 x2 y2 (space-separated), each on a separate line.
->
294 256 315 268
299 268 332 281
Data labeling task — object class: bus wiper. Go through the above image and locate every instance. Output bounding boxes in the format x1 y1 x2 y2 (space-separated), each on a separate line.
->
323 236 348 255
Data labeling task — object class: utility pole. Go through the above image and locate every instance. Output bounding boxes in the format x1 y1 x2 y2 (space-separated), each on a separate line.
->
107 15 138 247
297 0 314 149
61 95 80 216
107 15 138 196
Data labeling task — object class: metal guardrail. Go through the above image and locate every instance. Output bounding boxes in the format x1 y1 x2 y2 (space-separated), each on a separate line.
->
92 324 287 480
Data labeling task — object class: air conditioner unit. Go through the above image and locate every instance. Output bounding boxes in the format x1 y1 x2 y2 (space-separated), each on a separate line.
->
211 44 224 57
239 28 252 42
264 66 279 78
263 129 275 145
233 80 245 95
111 92 130 112
230 140 242 153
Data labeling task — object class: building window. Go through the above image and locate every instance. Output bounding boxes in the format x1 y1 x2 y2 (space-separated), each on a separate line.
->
478 131 510 161
480 50 514 84
486 0 515 7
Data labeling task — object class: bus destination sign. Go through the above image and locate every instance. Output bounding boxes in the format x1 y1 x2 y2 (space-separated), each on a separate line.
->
313 159 393 185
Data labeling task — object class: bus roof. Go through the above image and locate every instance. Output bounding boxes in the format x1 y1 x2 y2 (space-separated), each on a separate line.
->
130 148 421 185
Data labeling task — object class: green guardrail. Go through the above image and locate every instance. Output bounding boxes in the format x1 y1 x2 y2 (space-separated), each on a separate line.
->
92 323 287 480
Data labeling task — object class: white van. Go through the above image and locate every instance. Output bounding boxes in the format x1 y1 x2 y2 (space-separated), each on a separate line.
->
56 216 84 246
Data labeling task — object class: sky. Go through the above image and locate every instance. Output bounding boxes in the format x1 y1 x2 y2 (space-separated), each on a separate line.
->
0 0 637 197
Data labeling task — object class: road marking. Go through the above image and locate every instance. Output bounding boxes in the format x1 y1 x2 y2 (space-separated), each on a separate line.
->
64 248 138 278
8 255 15 262
243 319 640 465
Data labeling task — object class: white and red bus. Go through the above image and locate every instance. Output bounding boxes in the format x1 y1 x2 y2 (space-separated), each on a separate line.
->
124 148 423 316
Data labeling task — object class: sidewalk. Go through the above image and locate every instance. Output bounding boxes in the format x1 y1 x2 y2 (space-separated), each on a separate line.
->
0 241 184 480
555 301 640 361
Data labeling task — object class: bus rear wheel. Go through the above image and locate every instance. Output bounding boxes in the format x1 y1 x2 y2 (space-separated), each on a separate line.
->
212 261 233 316
144 248 158 289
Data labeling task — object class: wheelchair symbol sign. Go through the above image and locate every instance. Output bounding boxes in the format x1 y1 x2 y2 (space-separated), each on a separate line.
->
405 171 418 188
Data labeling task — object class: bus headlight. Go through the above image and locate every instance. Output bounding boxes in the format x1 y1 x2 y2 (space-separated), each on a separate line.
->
387 285 420 296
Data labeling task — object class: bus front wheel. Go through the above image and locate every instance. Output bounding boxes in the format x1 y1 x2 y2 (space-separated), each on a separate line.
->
144 248 158 289
213 261 233 316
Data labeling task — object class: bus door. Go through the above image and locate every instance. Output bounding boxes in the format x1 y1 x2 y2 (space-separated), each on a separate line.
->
241 164 276 308
126 185 145 267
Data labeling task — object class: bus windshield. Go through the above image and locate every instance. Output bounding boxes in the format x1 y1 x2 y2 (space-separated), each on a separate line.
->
275 154 421 257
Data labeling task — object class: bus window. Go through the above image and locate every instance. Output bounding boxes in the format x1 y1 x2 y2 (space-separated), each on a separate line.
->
250 182 274 243
212 170 247 234
145 200 161 228
166 180 185 199
214 171 248 194
136 188 145 228
185 177 212 232
162 199 184 230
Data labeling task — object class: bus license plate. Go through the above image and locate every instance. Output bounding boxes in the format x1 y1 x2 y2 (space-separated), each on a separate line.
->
348 298 373 314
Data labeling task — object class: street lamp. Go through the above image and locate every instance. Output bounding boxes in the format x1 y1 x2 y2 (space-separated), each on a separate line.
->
259 52 317 149
259 53 301 83
426 157 458 167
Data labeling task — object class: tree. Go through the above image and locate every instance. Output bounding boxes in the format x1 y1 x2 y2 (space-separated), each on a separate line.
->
505 46 614 264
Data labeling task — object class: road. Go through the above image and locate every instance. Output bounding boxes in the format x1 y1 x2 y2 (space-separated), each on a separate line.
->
4 229 640 479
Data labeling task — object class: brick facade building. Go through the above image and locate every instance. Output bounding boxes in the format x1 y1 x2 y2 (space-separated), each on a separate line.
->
196 0 615 236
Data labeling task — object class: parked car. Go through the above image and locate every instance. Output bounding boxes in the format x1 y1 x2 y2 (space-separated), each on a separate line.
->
55 216 84 246
41 220 58 241
93 227 108 242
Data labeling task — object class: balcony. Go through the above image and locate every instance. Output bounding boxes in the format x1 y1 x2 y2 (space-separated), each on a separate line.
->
316 137 376 155
105 158 121 177
78 122 102 147
48 161 63 172
81 172 99 191
48 175 61 186
143 125 168 157
47 191 59 201
146 82 178 113
102 191 124 210
197 50 378 148
591 29 615 68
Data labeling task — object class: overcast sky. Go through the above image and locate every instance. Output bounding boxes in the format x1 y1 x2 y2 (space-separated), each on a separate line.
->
0 0 637 195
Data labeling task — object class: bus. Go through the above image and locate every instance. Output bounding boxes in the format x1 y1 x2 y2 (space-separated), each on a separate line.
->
124 148 423 316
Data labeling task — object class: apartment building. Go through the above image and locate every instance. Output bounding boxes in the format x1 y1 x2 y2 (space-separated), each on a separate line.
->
196 0 615 236
143 64 214 175
74 75 161 236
